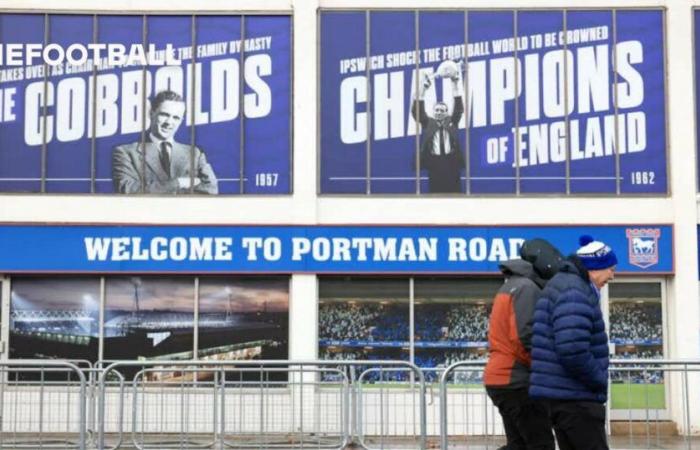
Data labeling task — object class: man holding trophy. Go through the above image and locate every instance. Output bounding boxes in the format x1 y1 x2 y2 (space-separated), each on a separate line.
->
411 59 465 193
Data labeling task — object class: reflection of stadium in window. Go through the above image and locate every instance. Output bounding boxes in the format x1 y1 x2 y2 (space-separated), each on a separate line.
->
318 300 490 343
608 293 664 385
9 277 100 361
611 347 664 384
318 301 408 341
445 304 489 342
609 302 662 343
7 275 290 367
197 277 289 363
318 293 491 379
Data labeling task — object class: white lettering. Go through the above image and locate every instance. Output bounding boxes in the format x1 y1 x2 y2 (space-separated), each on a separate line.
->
242 237 264 261
292 237 311 261
448 238 468 261
214 237 233 260
84 237 110 261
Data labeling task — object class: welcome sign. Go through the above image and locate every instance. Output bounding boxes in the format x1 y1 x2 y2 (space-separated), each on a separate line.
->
0 224 673 273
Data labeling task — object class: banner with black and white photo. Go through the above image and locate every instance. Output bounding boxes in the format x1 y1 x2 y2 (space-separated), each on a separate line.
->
320 10 667 194
0 14 291 194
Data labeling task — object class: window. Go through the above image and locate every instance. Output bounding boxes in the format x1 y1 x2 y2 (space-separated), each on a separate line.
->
319 9 667 195
198 277 288 361
319 278 410 381
6 275 289 367
608 282 665 412
10 277 99 362
318 276 500 382
0 13 292 194
103 276 195 361
414 279 494 383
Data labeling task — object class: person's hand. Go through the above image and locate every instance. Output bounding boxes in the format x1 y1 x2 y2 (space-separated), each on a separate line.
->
422 74 432 90
177 177 202 189
437 59 461 81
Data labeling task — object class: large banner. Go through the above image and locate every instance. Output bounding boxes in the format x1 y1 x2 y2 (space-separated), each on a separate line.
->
0 14 291 194
320 10 667 194
0 224 672 273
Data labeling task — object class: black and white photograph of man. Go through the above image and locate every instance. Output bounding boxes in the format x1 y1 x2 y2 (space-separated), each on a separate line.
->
112 90 219 194
411 60 465 193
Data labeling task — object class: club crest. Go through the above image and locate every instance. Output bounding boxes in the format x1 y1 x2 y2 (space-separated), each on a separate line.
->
626 228 661 269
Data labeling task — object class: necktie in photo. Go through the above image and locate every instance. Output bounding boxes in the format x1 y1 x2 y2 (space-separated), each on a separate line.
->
439 127 445 155
159 141 171 177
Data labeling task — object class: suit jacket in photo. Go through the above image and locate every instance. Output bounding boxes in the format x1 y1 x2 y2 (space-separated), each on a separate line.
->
411 96 465 193
112 139 218 194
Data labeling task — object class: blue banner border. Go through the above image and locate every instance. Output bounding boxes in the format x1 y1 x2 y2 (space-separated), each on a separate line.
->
0 222 674 275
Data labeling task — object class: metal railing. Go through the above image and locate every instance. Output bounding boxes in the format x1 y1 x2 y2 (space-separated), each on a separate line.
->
608 359 700 450
439 359 700 450
86 365 125 450
96 359 427 450
1 358 698 449
0 359 88 450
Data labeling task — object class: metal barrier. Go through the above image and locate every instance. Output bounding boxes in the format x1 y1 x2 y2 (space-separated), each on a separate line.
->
437 361 504 450
354 366 497 448
355 367 427 450
2 358 698 449
86 366 125 450
439 359 700 450
609 359 700 450
97 360 427 450
0 359 88 450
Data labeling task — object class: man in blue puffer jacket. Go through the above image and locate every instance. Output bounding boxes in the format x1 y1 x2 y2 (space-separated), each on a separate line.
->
530 235 617 450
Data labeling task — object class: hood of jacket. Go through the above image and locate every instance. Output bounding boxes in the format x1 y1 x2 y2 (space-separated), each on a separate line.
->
499 259 546 288
560 255 591 283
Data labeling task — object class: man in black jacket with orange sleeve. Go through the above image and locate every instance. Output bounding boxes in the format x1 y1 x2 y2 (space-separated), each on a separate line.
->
484 239 563 450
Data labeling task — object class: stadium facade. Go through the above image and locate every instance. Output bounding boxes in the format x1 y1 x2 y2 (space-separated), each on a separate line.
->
0 0 697 435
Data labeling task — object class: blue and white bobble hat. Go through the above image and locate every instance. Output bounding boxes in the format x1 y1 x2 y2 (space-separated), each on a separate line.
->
576 235 618 271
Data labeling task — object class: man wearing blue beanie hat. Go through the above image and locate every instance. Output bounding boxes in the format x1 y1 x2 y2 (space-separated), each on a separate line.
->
529 235 617 450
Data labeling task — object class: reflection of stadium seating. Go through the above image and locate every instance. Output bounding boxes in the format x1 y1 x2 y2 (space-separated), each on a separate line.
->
10 309 97 336
414 305 446 341
610 303 662 342
371 308 409 341
319 303 379 340
417 350 485 383
104 312 194 336
319 302 489 343
319 303 410 341
446 305 489 342
611 349 664 384
319 301 490 382
320 348 410 382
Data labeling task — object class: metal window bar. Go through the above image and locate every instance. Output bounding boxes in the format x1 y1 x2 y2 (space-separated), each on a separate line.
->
239 15 246 194
365 10 372 195
190 15 198 195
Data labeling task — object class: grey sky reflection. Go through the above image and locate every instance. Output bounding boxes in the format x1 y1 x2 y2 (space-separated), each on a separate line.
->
106 277 194 312
11 278 100 311
199 278 288 313
10 277 289 314
106 277 288 313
